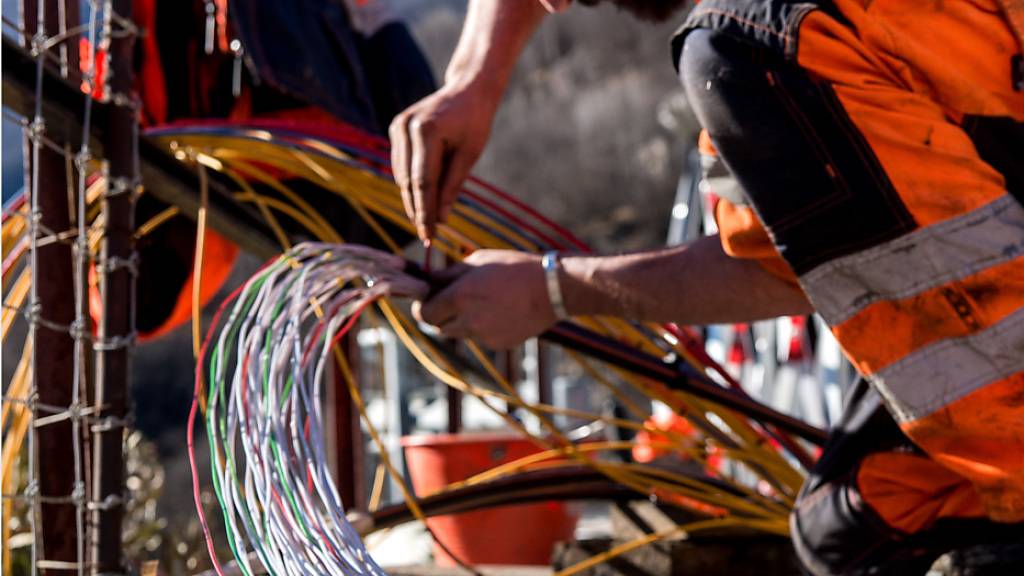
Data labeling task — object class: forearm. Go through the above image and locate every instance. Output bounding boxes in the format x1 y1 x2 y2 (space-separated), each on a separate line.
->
445 0 549 95
559 235 814 324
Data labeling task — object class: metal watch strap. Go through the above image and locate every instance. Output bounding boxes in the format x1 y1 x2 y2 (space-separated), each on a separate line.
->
541 251 569 320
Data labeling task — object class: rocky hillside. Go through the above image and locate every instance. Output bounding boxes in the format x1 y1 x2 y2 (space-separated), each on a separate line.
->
399 0 701 251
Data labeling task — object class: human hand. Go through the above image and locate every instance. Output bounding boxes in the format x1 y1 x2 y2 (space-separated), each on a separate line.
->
413 249 556 349
389 83 500 242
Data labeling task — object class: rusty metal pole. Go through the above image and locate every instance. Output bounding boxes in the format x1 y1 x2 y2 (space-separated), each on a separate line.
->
444 255 462 434
22 1 83 573
28 139 79 576
330 212 374 509
332 334 366 509
90 0 135 572
446 375 462 434
537 342 551 407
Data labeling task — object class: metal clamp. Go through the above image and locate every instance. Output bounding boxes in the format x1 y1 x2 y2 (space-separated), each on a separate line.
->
99 252 140 276
74 147 93 172
105 176 138 198
93 332 137 351
87 493 124 511
34 226 79 249
27 117 46 141
90 415 131 433
70 481 86 505
69 318 90 341
26 305 76 336
29 31 47 58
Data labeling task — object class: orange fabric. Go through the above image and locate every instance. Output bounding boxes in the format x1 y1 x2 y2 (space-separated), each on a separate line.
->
697 128 717 156
1003 1 1024 54
704 2 1023 289
632 412 700 464
833 258 1024 375
90 229 239 342
133 0 167 125
701 0 1024 527
787 1 1024 523
713 200 799 284
78 40 106 100
796 2 1023 230
902 374 1024 523
857 451 985 534
140 229 239 342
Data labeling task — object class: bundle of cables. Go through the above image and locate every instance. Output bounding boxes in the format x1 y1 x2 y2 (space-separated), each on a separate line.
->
3 117 821 575
160 119 817 575
194 243 429 576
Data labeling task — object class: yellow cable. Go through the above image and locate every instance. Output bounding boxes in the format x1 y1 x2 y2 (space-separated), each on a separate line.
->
368 463 387 513
552 517 741 576
155 132 805 562
383 302 765 516
1 342 32 429
223 160 338 244
2 350 33 576
566 350 650 420
218 165 296 248
2 270 31 341
133 205 179 239
192 162 210 361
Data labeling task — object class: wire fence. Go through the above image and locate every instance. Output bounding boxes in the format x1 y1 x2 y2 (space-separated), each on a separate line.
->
3 1 139 573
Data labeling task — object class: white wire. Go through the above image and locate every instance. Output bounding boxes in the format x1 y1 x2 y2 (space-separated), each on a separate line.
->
27 1 47 571
71 4 101 575
206 243 426 576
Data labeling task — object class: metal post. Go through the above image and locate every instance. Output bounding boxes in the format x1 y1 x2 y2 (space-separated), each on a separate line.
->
536 341 552 407
500 349 517 414
28 93 80 576
90 0 135 572
328 211 378 509
446 376 462 434
22 1 83 573
443 255 462 434
381 329 410 502
331 334 366 509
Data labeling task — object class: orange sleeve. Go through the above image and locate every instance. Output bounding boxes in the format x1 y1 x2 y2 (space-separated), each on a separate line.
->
714 199 800 286
141 229 239 342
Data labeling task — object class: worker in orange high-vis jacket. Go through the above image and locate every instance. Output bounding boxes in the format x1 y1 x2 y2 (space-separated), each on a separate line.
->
389 0 1024 573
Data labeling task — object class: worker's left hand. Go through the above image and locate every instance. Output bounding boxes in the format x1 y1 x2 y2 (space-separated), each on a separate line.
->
414 250 556 350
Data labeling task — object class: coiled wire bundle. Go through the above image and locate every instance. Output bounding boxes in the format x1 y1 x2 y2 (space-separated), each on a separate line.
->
163 120 817 576
195 243 426 576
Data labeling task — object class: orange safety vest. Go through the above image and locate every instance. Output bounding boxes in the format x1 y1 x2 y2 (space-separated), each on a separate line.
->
695 0 1024 527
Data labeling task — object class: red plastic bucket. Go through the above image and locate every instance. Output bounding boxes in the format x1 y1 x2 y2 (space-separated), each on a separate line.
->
401 432 578 566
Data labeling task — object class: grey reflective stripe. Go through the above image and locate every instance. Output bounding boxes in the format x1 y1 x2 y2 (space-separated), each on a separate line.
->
801 195 1024 325
869 306 1024 423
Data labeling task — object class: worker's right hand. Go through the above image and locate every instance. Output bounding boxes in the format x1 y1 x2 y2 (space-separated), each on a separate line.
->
389 82 501 242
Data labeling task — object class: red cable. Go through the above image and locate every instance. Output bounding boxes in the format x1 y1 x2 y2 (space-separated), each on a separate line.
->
2 237 29 280
190 253 375 572
467 176 591 253
188 278 248 576
2 194 26 223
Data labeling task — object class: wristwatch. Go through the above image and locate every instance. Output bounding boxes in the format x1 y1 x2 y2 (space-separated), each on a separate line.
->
541 251 569 320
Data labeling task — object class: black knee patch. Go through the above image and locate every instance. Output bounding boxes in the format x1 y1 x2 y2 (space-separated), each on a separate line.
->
678 29 914 276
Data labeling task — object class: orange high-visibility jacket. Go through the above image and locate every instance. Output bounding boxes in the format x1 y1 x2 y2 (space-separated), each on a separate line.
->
699 0 1024 529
